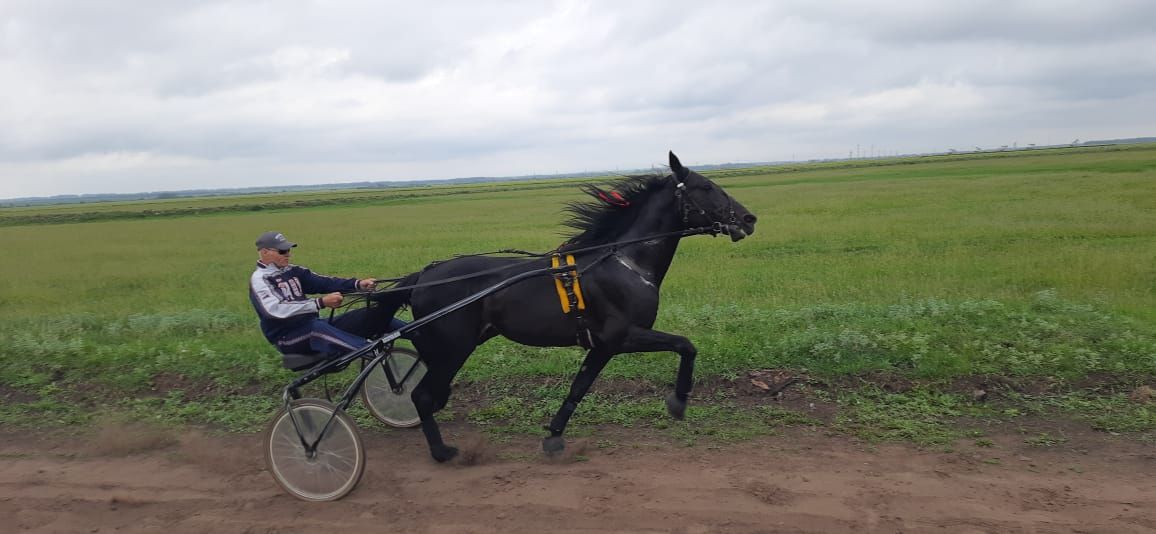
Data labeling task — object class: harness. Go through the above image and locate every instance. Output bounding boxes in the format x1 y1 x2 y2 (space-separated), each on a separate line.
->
551 254 586 314
548 249 616 349
551 253 596 349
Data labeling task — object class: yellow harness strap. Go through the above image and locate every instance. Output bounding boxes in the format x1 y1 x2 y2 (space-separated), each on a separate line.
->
551 254 586 313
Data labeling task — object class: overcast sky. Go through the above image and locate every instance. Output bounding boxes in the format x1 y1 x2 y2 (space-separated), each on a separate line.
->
2 0 1154 199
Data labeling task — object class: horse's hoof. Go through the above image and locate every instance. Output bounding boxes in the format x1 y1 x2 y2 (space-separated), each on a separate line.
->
665 393 687 420
432 445 459 463
542 436 566 456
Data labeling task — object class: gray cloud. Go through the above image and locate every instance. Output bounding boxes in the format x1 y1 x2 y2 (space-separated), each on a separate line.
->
2 0 1154 198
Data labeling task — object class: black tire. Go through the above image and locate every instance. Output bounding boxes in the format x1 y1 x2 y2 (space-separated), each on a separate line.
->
264 398 366 501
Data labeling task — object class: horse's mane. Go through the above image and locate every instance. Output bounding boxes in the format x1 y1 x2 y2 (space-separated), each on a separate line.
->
560 173 669 248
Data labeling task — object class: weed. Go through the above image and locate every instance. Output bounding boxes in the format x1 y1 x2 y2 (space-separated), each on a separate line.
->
835 388 993 446
1024 432 1069 447
1041 393 1156 433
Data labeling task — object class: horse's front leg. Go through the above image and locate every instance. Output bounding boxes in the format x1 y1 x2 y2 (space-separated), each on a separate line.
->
543 349 612 455
619 326 697 420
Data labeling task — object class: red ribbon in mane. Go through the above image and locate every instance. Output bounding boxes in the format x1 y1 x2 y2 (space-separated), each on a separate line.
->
597 190 630 207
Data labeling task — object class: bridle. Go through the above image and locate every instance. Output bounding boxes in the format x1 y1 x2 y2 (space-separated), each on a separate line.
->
673 175 740 233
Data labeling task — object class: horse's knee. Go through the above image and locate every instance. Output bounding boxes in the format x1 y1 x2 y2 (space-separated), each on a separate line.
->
676 340 697 359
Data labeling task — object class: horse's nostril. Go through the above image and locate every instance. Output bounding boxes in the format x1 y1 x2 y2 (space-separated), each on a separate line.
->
743 214 758 224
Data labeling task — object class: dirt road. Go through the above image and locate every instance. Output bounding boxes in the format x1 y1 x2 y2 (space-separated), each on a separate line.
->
2 421 1154 533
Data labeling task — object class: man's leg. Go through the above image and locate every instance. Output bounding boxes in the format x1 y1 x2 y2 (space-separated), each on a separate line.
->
331 306 409 339
278 319 370 358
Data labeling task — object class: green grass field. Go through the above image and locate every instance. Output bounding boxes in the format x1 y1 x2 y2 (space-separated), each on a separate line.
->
2 144 1155 443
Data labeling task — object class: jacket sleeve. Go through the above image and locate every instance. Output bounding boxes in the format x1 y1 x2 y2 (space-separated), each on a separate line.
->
250 270 321 319
297 268 358 295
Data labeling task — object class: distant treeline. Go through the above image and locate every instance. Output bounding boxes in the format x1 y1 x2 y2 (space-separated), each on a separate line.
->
2 162 785 209
7 139 1153 209
0 164 791 227
1 174 585 207
0 181 582 227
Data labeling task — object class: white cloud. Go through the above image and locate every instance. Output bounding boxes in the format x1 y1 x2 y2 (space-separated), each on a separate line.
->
2 0 1155 198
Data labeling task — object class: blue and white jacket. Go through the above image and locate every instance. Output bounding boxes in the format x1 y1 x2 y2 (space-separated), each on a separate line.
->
249 262 358 343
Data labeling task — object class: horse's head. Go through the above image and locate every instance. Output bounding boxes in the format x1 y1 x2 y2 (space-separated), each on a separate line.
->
669 151 757 242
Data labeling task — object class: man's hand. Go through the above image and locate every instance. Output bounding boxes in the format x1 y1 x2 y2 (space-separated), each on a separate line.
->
357 278 376 291
320 292 344 308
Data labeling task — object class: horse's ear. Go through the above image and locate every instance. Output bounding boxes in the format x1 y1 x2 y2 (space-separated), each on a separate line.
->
669 151 688 181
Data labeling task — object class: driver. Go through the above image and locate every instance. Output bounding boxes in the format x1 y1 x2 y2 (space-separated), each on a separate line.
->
248 231 406 358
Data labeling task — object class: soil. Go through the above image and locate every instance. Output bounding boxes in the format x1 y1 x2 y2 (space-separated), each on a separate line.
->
2 419 1155 533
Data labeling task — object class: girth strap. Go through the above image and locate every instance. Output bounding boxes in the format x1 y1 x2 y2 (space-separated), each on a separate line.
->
551 254 594 349
551 254 586 313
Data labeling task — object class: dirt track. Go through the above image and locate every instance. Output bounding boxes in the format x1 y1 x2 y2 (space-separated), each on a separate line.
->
2 421 1154 533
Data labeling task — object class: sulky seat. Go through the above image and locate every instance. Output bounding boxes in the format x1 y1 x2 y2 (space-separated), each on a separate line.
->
281 352 330 372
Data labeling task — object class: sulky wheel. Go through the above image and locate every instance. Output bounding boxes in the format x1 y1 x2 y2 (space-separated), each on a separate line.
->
360 347 426 428
264 398 366 501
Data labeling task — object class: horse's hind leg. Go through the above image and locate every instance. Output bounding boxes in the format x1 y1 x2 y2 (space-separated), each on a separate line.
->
543 349 612 455
619 326 697 420
411 330 477 463
412 371 459 463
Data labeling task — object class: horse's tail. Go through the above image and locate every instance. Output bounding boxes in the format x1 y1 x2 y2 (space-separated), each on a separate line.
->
369 271 421 321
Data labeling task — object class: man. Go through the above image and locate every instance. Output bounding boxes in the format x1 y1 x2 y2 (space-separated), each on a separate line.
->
248 231 406 358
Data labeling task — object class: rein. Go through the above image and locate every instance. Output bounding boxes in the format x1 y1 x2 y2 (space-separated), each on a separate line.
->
349 223 728 298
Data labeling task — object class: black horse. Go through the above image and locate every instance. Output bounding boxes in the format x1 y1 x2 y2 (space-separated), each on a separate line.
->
379 152 757 462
